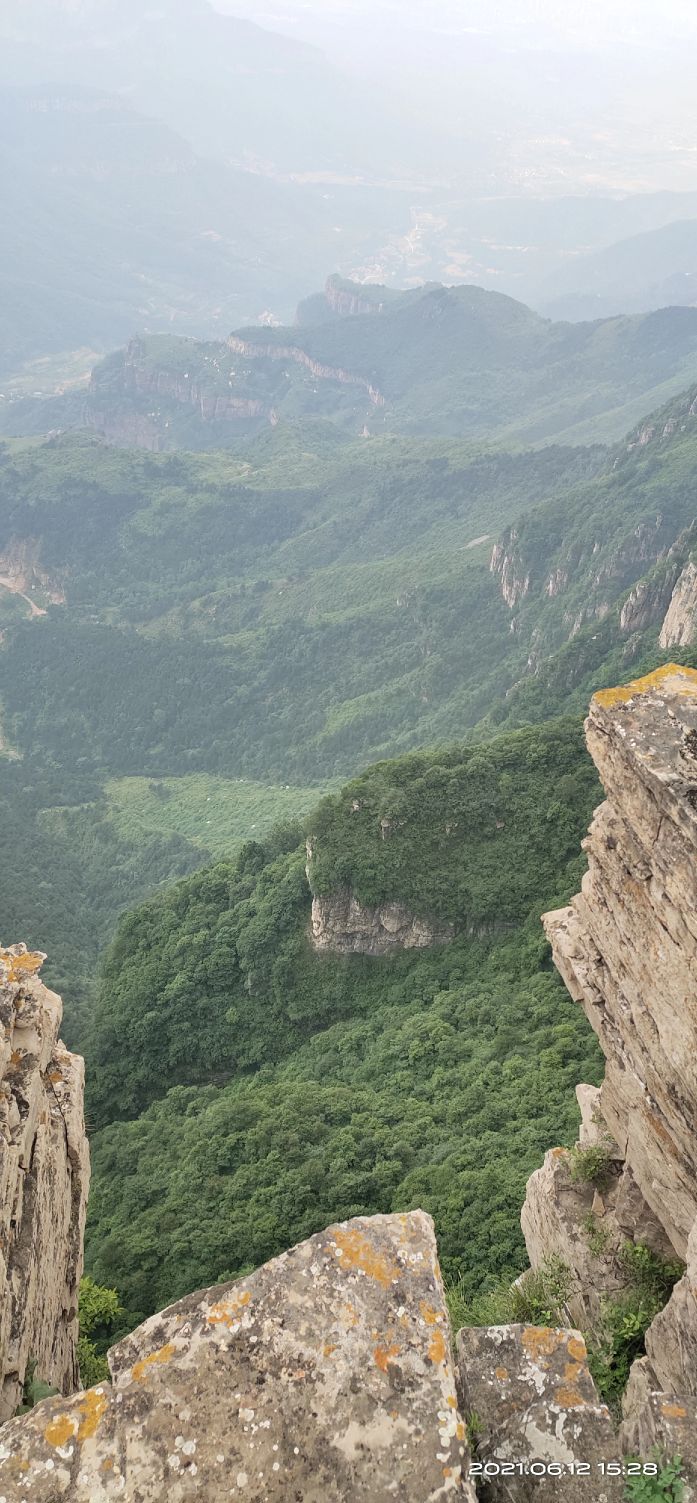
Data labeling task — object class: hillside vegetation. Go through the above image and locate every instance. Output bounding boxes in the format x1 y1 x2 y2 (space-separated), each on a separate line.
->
5 379 697 1032
84 718 603 1328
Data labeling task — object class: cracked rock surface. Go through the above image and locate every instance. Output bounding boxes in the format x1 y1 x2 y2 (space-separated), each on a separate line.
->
0 1211 475 1501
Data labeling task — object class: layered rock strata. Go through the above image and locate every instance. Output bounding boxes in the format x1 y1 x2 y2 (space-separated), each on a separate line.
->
542 664 697 1257
524 663 697 1478
0 945 89 1421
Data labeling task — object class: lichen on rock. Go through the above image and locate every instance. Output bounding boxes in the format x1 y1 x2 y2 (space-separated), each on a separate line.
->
0 1211 475 1501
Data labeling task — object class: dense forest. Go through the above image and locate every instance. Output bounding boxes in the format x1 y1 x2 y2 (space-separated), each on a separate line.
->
84 718 603 1329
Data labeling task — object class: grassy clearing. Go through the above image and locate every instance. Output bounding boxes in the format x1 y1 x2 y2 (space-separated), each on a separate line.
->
105 774 334 857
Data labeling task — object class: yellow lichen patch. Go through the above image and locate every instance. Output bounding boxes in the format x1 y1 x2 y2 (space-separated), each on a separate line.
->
420 1302 445 1327
44 1413 78 1449
428 1328 447 1366
323 1343 337 1358
374 1342 400 1373
131 1342 177 1384
495 1366 509 1382
522 1327 561 1360
661 1401 687 1420
1 949 45 983
77 1389 108 1441
446 1395 458 1409
456 1422 465 1442
593 663 697 711
556 1385 585 1409
206 1291 252 1329
555 1362 585 1409
330 1227 400 1288
567 1336 586 1363
102 1458 114 1471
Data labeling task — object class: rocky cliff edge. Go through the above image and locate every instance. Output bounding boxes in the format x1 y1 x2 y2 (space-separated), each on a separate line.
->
0 945 89 1422
524 663 697 1485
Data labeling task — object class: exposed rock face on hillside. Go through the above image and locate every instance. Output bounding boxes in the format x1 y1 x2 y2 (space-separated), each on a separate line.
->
324 275 384 319
0 946 89 1422
523 664 697 1476
659 559 697 647
227 335 386 408
490 529 531 609
0 539 66 614
309 889 454 955
0 1212 477 1502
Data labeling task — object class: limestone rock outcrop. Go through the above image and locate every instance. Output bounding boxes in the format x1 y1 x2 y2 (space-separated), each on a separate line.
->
541 664 697 1258
456 1324 623 1501
521 1144 673 1338
310 889 454 955
0 945 89 1421
523 664 697 1483
659 559 697 647
0 1211 476 1502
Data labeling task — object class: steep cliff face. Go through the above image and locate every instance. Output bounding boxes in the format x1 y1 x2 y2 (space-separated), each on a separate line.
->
659 559 697 647
309 889 454 955
523 664 697 1475
324 276 385 319
0 945 89 1421
86 339 277 449
227 335 386 408
490 529 531 609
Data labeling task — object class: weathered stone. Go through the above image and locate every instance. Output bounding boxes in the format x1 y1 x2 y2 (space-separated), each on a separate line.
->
659 559 697 648
639 1215 697 1399
620 1392 697 1499
456 1324 623 1500
575 1084 611 1148
543 664 697 1260
521 1145 671 1336
0 945 89 1421
309 888 454 955
0 1211 475 1501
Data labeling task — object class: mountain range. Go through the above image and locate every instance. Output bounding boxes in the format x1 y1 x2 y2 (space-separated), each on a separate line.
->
8 277 697 449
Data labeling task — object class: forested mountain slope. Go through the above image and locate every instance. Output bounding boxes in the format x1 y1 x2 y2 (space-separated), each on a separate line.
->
84 717 603 1329
5 379 697 1036
75 285 697 448
10 280 697 447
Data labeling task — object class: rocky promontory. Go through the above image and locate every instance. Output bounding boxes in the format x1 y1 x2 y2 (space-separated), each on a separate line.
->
0 946 89 1421
525 663 697 1484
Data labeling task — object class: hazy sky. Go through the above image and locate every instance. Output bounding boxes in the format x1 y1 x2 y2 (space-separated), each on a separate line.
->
212 0 697 48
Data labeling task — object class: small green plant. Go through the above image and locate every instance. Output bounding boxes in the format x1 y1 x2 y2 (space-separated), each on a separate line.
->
569 1142 615 1187
587 1244 685 1415
465 1410 483 1449
620 1242 685 1303
587 1293 661 1412
447 1256 571 1333
15 1359 58 1415
582 1212 612 1256
623 1452 684 1501
77 1277 122 1389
